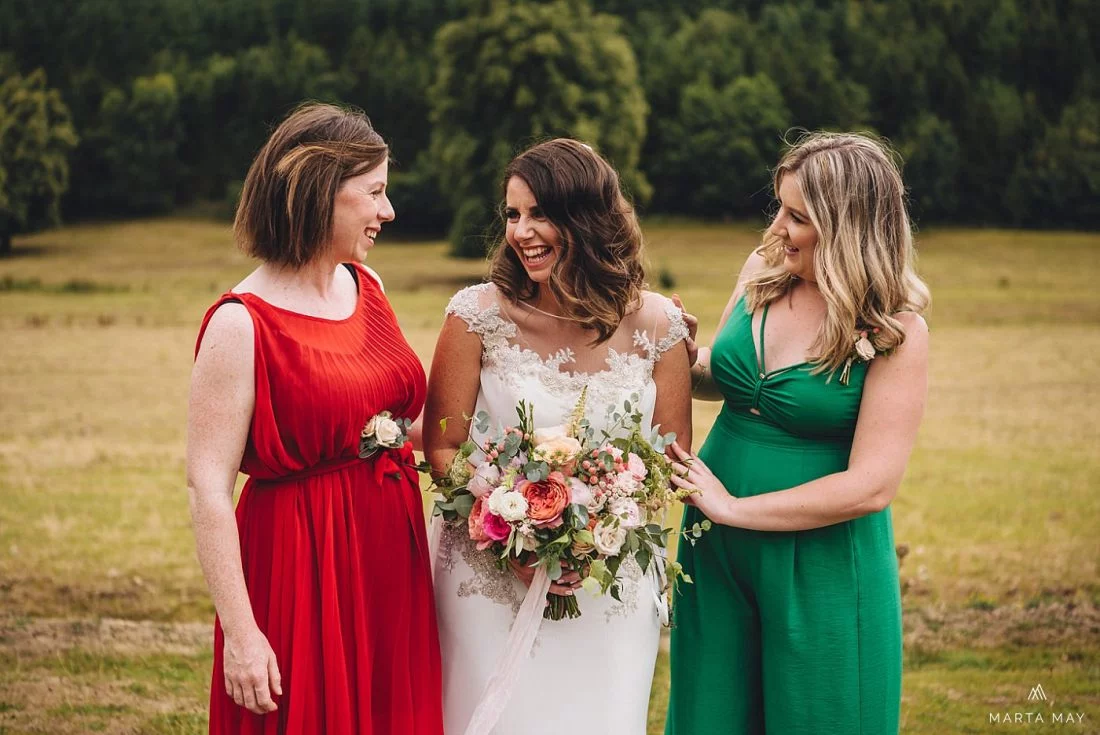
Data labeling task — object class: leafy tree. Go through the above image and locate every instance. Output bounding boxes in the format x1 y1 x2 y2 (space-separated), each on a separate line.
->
634 9 779 215
81 73 184 214
1006 96 1100 229
898 113 961 222
429 0 649 257
167 36 351 202
752 2 869 131
653 74 790 217
343 27 435 166
0 64 78 254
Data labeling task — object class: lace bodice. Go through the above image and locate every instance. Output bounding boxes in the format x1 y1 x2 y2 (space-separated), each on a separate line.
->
444 282 688 442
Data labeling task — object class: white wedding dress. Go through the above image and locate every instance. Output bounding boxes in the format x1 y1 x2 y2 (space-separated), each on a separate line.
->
433 282 688 735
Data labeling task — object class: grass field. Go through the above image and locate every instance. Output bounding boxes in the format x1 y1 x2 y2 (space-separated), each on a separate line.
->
1 217 1098 733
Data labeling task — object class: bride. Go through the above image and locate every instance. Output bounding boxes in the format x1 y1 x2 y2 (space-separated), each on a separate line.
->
423 139 692 734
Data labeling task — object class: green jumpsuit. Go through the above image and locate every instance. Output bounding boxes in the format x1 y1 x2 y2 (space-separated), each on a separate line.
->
667 296 902 734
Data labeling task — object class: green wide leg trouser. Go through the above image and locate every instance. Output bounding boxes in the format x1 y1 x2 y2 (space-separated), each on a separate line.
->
666 410 902 734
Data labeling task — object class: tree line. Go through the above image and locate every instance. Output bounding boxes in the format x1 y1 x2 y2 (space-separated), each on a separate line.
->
1 0 1096 255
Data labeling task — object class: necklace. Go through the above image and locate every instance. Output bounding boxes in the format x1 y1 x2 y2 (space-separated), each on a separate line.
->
517 298 577 322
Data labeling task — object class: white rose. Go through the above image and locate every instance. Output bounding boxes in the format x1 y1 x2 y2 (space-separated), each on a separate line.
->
855 336 876 361
496 492 529 522
375 417 403 446
487 486 508 515
361 414 379 438
593 522 627 556
532 425 569 445
608 497 642 529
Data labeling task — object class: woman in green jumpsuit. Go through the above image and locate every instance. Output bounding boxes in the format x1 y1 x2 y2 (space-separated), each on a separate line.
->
666 132 931 734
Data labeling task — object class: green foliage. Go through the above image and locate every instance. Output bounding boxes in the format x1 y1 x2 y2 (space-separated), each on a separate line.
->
1007 96 1100 229
652 74 790 217
898 113 961 221
753 3 870 131
170 36 350 203
1 0 1099 234
429 0 649 257
0 62 78 253
343 27 434 165
85 73 184 214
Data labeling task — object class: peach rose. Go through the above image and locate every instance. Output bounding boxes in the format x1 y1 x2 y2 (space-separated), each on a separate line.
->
468 496 490 543
519 471 572 528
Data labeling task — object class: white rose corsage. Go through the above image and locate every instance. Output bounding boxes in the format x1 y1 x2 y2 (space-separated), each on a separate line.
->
359 410 412 459
840 328 882 385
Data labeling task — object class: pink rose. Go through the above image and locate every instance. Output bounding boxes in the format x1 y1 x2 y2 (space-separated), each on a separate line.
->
520 471 572 528
468 463 500 498
481 510 512 543
568 477 593 508
627 453 647 480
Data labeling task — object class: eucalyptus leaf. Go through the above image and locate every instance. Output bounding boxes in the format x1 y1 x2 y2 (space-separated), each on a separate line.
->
545 560 563 581
453 493 476 518
566 504 589 530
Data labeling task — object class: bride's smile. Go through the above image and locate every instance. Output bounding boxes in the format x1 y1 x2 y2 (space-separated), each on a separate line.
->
504 176 563 283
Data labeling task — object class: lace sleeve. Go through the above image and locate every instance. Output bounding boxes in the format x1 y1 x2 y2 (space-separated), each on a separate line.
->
444 283 516 349
655 299 690 355
633 294 689 361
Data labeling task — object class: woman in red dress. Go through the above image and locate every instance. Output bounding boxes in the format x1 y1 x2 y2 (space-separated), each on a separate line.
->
187 103 443 734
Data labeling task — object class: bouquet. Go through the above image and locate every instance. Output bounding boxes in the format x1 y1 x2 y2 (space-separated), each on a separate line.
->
433 388 710 621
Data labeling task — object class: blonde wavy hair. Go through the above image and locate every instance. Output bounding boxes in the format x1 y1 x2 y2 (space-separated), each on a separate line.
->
745 131 931 375
488 139 646 344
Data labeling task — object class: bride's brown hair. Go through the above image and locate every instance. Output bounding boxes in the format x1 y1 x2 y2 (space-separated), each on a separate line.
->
488 139 646 343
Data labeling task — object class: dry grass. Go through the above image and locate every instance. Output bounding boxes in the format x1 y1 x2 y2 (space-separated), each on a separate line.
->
1 217 1098 732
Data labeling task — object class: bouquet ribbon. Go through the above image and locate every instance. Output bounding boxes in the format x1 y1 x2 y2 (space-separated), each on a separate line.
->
463 565 552 735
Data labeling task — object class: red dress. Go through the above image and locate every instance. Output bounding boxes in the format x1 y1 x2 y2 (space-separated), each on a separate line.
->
196 263 443 734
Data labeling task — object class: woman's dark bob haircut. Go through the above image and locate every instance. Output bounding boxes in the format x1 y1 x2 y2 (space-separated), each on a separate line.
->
234 102 388 268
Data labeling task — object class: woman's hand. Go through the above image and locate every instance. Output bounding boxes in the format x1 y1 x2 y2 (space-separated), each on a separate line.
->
671 294 699 367
223 626 282 714
670 441 735 526
506 556 583 596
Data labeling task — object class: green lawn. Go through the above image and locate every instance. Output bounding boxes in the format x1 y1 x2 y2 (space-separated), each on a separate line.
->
0 218 1097 733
